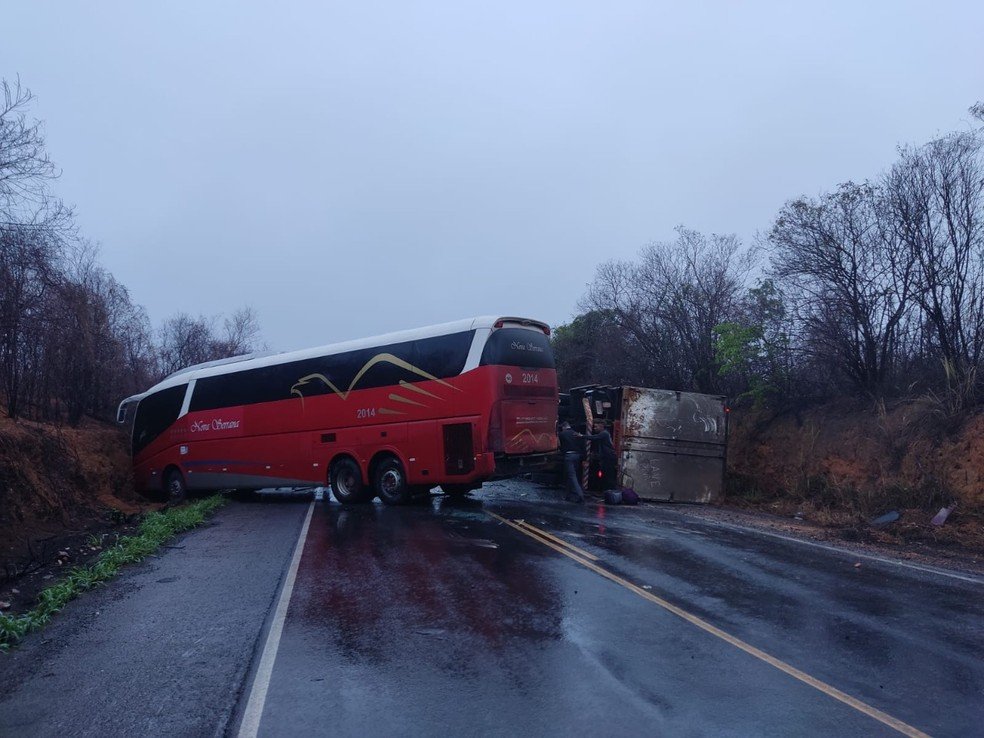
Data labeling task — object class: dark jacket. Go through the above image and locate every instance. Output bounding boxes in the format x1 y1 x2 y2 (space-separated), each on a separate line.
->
558 427 582 454
583 429 616 459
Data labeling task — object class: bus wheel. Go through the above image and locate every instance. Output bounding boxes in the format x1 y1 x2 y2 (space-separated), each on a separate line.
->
164 468 187 504
374 457 410 506
330 459 369 504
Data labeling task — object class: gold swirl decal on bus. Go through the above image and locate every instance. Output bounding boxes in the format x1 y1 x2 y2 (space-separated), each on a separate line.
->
398 380 443 399
506 428 556 449
388 393 428 408
290 352 461 413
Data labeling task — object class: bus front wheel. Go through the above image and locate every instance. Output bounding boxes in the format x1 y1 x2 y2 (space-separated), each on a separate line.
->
164 468 187 504
375 457 410 506
330 458 369 504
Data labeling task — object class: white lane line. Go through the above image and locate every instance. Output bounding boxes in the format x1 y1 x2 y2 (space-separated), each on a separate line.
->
238 501 315 738
691 516 984 585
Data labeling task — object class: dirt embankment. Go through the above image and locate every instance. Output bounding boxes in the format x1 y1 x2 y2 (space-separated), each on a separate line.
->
3 397 983 584
726 399 984 552
0 415 152 581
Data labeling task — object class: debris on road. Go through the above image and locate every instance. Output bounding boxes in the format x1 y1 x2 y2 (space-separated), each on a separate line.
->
931 506 955 527
869 510 900 528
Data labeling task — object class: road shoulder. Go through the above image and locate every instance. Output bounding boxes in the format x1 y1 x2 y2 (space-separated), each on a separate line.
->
647 500 984 581
0 500 309 737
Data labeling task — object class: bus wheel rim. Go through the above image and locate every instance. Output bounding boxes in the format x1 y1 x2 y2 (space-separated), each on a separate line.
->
381 469 401 494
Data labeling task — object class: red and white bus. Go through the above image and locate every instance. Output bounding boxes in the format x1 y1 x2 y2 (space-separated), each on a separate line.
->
117 316 558 504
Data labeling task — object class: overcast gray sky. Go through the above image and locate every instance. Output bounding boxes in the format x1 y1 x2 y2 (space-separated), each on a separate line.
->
3 1 982 351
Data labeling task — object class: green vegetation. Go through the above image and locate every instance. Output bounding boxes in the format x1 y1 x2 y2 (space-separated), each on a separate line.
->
0 496 226 651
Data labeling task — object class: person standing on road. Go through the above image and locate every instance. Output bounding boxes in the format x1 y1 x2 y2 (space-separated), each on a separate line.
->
583 421 617 491
558 421 585 503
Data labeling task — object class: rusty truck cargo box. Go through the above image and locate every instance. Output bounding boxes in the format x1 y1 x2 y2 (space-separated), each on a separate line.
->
619 388 727 502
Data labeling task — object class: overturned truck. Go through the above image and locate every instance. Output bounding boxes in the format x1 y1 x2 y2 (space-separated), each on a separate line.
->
566 385 728 503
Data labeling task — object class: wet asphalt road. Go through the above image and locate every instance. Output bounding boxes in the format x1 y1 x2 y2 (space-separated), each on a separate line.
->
0 499 308 736
2 480 983 737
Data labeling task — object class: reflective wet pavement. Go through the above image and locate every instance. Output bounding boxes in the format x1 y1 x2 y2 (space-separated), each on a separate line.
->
245 483 984 737
2 481 981 737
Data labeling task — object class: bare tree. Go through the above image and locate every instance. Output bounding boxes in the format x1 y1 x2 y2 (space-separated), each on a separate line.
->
583 227 756 392
886 131 984 390
43 243 155 421
0 76 267 423
217 306 263 356
0 222 64 417
0 78 58 222
0 77 78 419
156 313 219 378
770 182 916 396
156 307 263 379
971 101 984 124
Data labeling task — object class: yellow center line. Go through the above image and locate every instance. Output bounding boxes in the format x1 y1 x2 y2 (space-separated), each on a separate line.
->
513 519 600 561
485 511 931 738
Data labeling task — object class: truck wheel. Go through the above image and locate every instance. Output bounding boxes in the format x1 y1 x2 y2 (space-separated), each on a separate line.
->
164 468 187 504
330 458 369 504
375 457 410 506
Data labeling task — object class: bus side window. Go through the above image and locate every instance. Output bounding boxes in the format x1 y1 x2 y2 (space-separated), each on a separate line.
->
411 331 473 380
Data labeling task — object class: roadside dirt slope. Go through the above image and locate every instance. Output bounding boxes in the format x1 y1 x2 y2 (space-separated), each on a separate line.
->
726 400 984 551
0 414 149 578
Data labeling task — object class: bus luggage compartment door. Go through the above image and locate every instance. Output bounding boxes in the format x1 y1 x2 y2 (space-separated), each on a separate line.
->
443 422 475 476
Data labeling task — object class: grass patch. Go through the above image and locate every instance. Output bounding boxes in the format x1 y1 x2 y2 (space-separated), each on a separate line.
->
0 495 226 651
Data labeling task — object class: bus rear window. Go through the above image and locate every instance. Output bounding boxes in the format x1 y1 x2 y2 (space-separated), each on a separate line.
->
132 384 187 455
480 328 554 369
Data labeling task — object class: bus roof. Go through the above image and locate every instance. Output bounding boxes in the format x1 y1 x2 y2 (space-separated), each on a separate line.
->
122 315 549 403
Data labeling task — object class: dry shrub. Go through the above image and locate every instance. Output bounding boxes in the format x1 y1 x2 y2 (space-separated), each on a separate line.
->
727 398 978 518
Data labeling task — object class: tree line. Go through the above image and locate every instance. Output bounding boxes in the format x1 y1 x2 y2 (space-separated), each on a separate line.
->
556 103 984 412
0 79 261 424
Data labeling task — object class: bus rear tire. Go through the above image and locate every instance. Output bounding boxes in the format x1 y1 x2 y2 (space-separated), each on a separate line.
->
375 457 410 506
330 458 369 504
164 468 187 504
